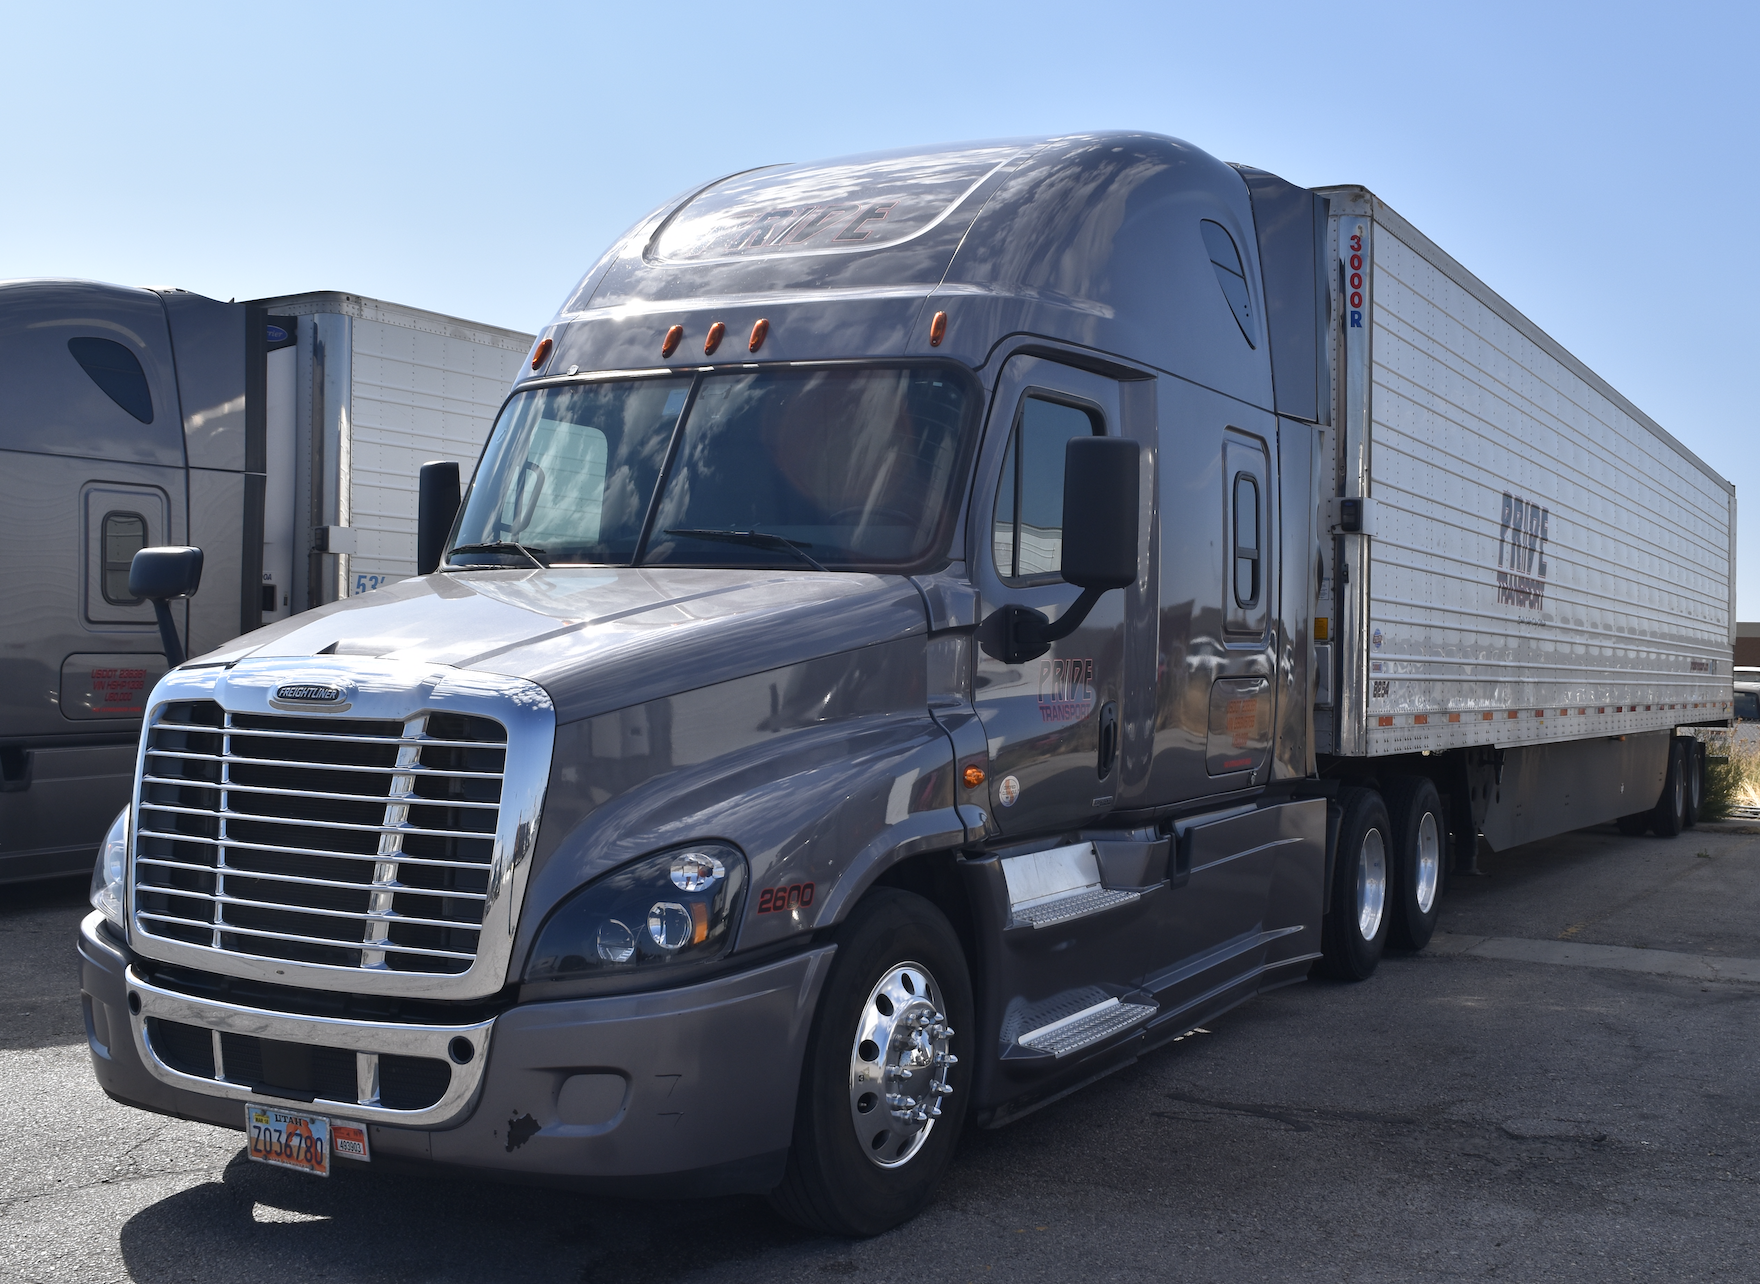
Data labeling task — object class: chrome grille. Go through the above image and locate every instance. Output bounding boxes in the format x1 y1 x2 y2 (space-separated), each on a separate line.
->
133 700 507 976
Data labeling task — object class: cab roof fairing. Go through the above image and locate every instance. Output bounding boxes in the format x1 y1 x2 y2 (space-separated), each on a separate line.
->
525 133 1274 413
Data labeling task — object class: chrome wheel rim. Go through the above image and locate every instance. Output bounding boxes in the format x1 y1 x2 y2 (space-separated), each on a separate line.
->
1357 828 1388 940
847 961 955 1169
1415 812 1440 914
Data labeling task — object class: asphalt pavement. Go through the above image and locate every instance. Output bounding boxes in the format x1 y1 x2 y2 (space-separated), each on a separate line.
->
3 821 1757 1283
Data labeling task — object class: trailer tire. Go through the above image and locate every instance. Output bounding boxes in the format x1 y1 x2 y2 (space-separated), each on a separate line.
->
1651 739 1688 838
1318 787 1392 980
1385 776 1444 952
768 888 972 1238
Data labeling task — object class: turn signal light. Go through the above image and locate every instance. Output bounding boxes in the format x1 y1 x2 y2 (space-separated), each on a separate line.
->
962 765 986 789
662 325 683 358
704 322 725 355
929 310 947 347
749 318 769 352
530 337 552 370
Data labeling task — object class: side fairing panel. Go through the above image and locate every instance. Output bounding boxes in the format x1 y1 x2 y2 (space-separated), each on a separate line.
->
1146 376 1281 806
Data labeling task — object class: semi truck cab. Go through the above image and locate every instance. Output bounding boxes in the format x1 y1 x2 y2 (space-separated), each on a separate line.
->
79 132 1731 1236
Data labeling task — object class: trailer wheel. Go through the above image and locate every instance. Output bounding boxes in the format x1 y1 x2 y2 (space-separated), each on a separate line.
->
1318 787 1392 980
1685 739 1704 828
1651 739 1688 838
1385 776 1444 952
768 888 971 1237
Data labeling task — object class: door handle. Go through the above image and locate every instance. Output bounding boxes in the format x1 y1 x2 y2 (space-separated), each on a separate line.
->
1097 702 1119 779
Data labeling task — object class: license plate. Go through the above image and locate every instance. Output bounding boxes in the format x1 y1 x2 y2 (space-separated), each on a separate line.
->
246 1104 330 1177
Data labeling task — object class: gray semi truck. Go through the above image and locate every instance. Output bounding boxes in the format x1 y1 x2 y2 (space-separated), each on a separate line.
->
0 283 528 883
78 133 1733 1235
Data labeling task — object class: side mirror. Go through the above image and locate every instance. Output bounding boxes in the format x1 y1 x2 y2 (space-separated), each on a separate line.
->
981 436 1141 664
1059 436 1141 589
417 460 462 575
129 546 204 667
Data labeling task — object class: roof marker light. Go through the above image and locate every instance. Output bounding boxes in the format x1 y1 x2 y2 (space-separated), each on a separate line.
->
748 318 769 353
704 322 725 356
661 325 684 358
929 310 947 347
530 337 552 370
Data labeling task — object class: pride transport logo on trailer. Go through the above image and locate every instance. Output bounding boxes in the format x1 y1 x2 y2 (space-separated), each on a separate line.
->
1495 491 1550 611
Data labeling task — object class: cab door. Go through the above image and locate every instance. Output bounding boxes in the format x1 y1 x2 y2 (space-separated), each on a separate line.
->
970 356 1143 836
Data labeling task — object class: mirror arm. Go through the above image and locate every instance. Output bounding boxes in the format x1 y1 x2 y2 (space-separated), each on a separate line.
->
981 585 1107 665
150 599 185 668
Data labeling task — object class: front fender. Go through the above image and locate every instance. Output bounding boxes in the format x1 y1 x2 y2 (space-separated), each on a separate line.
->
510 636 968 978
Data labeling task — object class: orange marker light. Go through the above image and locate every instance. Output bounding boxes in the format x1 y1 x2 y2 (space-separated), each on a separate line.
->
749 318 769 353
661 325 684 358
530 337 552 370
689 901 709 944
929 310 947 346
704 322 725 355
963 765 986 789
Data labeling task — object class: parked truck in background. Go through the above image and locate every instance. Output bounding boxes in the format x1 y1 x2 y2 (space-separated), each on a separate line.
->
0 283 530 881
78 132 1734 1236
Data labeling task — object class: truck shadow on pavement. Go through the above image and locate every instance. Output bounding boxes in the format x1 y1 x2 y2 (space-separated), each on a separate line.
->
116 1149 822 1283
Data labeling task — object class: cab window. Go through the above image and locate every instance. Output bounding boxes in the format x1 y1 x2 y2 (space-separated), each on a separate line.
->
992 396 1103 582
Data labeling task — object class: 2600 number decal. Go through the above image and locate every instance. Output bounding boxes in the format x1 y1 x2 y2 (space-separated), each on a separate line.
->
757 882 815 913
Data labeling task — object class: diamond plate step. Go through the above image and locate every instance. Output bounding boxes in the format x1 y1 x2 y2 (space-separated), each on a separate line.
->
1008 886 1140 930
1016 997 1157 1058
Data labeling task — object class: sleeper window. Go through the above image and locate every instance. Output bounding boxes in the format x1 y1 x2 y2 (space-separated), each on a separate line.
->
1233 473 1260 607
1223 436 1270 635
1200 220 1257 348
68 338 154 425
101 511 147 604
992 396 1102 582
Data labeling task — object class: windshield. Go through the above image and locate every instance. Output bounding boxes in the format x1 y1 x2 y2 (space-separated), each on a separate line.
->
450 364 978 572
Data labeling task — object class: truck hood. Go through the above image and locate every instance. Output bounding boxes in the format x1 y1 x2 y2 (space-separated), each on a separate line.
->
194 568 931 724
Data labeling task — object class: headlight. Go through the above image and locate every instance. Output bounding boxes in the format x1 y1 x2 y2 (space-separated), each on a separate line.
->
525 843 747 983
90 806 128 929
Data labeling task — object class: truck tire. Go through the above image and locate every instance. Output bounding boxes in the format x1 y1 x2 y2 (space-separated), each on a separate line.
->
768 888 972 1237
1685 739 1704 828
1384 776 1444 952
1318 787 1392 980
1651 739 1688 838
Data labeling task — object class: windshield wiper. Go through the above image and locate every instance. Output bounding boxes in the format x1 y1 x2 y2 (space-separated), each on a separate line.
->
663 529 829 573
448 541 550 569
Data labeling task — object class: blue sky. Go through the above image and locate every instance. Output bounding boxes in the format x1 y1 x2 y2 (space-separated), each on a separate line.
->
4 0 1755 611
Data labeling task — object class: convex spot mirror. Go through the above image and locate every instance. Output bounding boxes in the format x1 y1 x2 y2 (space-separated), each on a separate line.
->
982 436 1140 664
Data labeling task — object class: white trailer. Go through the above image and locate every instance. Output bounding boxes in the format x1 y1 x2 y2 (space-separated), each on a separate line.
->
1313 188 1735 846
255 293 533 619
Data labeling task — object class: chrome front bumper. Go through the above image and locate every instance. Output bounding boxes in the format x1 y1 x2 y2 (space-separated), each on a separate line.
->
124 961 495 1129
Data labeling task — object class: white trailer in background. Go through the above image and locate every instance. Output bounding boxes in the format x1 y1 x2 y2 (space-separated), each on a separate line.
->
255 293 533 618
0 281 531 881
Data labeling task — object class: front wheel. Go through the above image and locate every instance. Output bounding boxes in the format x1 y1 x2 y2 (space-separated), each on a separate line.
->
1318 787 1393 980
768 888 973 1237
